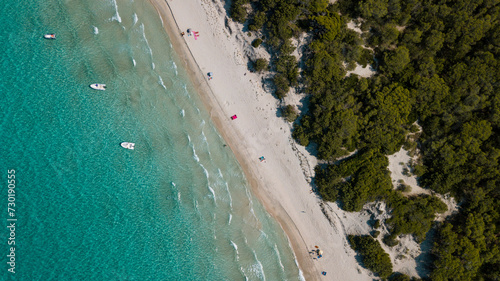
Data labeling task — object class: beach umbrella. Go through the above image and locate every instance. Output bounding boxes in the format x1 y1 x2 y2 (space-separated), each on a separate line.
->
187 28 192 34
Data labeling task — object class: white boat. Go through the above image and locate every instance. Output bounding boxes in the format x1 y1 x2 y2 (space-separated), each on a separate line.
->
120 142 135 150
90 83 106 90
44 34 56 39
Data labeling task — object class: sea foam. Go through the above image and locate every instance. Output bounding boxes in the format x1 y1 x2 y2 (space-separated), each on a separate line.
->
132 13 138 26
158 76 166 89
110 0 122 23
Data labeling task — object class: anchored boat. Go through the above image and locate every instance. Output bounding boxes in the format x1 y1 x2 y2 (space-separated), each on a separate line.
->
90 83 106 90
120 142 135 150
44 34 56 39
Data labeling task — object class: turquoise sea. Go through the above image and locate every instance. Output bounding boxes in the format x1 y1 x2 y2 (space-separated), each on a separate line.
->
0 0 302 280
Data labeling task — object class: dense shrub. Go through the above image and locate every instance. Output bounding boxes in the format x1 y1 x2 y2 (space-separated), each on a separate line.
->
386 194 447 242
316 149 393 211
398 184 411 193
348 235 393 278
251 38 263 48
249 11 266 31
283 105 298 122
253 58 269 72
273 74 290 99
383 233 399 247
230 0 248 23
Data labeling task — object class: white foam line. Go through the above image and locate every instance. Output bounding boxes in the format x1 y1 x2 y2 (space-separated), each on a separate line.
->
93 26 99 34
158 76 166 89
274 244 285 272
199 163 210 181
252 250 266 281
228 213 232 224
110 0 122 23
188 135 201 163
132 13 138 26
171 182 180 202
132 58 136 67
180 109 185 117
225 182 233 209
231 240 239 261
140 23 154 65
250 207 258 221
208 185 216 203
192 147 200 162
218 168 233 209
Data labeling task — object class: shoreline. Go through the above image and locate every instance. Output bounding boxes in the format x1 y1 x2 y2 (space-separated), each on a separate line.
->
149 1 319 278
147 1 318 279
147 1 375 280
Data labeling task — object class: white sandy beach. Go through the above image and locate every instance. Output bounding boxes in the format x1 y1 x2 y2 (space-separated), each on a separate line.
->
148 0 382 279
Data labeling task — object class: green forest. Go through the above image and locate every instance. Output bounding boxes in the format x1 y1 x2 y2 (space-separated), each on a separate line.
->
229 0 499 279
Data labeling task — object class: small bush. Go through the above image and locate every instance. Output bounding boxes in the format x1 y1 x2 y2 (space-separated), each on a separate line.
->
358 48 373 67
413 164 426 177
383 234 399 247
253 58 269 72
273 74 290 99
372 230 380 238
398 184 412 193
252 38 263 48
390 272 412 281
230 3 247 24
230 0 250 23
283 105 298 122
374 219 381 229
402 167 410 176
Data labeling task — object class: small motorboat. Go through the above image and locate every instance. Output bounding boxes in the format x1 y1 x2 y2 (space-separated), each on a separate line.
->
120 142 135 150
90 83 106 90
44 34 56 39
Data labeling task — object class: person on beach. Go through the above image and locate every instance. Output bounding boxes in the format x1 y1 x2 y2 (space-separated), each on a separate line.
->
181 32 185 36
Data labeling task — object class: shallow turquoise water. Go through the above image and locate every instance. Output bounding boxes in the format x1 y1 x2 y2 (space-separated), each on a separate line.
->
0 0 302 280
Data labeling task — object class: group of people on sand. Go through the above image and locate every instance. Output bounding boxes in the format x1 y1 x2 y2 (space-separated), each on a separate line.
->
181 28 199 39
310 245 323 259
309 246 327 276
